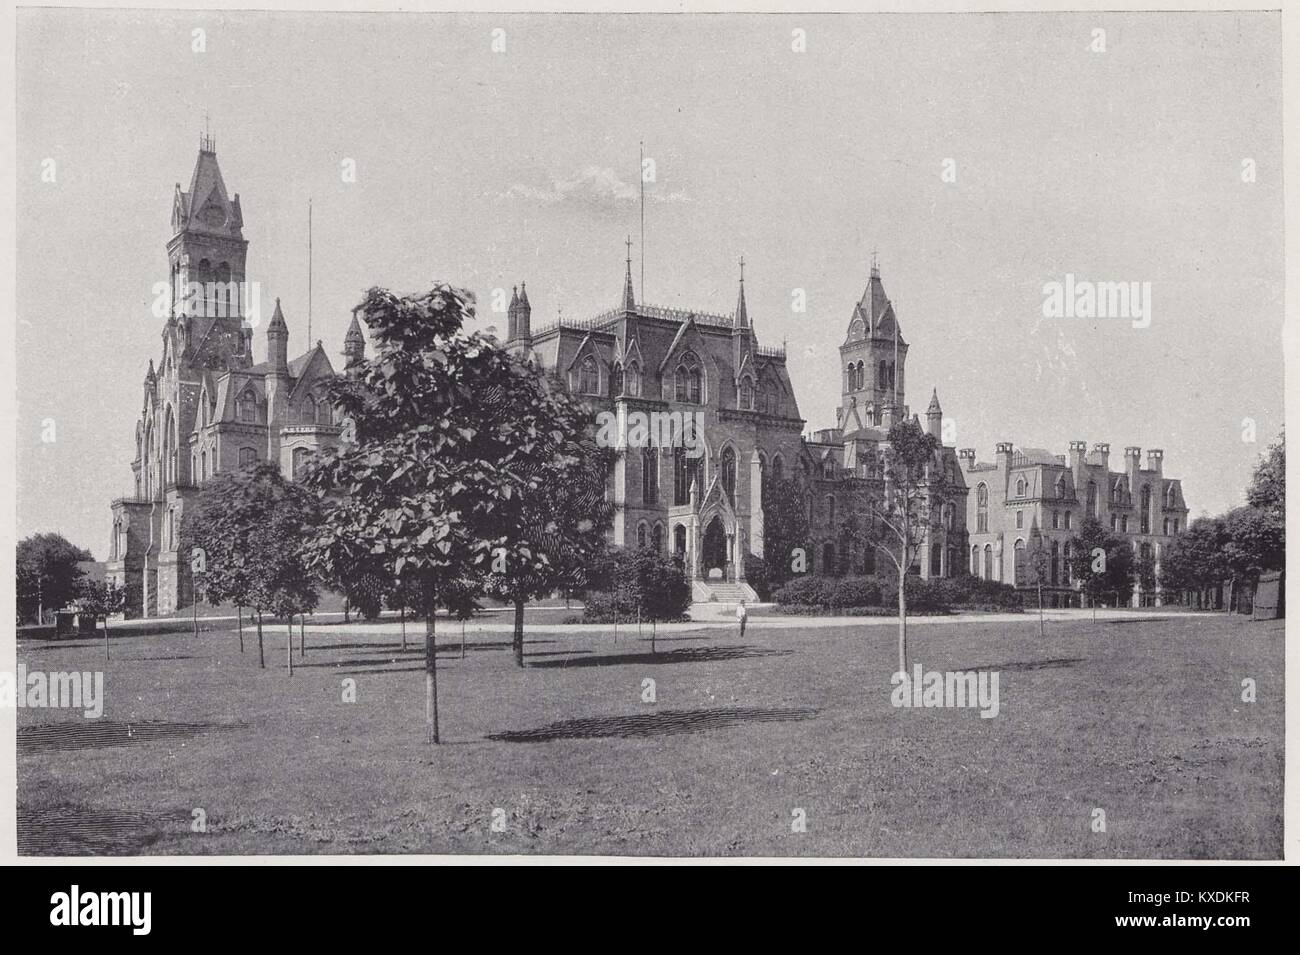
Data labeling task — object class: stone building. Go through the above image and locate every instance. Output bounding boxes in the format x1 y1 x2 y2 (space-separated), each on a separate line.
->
106 140 363 617
506 251 805 602
959 442 1190 606
799 264 969 580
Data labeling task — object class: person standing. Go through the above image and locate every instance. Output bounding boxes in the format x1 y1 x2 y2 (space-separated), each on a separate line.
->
736 598 748 638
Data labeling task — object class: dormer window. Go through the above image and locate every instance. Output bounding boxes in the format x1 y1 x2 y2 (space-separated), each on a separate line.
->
578 356 600 395
739 379 754 411
236 388 258 424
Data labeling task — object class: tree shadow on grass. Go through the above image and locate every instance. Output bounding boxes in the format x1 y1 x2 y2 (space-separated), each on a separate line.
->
17 720 247 753
17 804 168 856
488 705 819 742
526 645 793 669
314 639 556 653
961 658 1084 674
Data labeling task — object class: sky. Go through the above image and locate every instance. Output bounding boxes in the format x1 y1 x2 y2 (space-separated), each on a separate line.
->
15 9 1284 560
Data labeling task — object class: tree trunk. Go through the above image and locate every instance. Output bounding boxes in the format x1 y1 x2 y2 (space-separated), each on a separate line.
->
299 614 306 658
461 619 466 660
103 616 109 663
400 606 407 652
512 596 526 668
897 575 908 675
238 607 244 653
1037 582 1045 637
286 620 293 676
192 589 199 639
256 611 265 669
425 607 440 744
344 598 351 624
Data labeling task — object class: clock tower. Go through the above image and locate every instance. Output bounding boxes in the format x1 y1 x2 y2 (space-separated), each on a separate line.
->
166 132 249 326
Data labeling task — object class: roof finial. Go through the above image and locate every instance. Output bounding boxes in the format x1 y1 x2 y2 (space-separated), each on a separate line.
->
870 248 879 277
739 254 745 283
200 110 215 152
621 235 636 312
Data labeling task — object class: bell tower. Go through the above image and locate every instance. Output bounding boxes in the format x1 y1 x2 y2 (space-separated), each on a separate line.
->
166 131 249 326
839 258 907 430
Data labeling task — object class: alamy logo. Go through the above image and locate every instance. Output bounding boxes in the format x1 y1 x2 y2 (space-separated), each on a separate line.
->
149 279 263 326
0 667 103 718
50 886 151 935
594 409 706 458
891 665 1000 718
1041 274 1151 328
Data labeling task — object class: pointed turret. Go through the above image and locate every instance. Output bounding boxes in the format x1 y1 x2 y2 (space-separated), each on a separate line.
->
621 237 636 313
926 388 943 440
517 281 531 338
734 257 749 328
266 298 289 370
344 309 366 371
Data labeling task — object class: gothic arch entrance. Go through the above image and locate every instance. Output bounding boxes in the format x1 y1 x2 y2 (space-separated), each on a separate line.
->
702 516 728 580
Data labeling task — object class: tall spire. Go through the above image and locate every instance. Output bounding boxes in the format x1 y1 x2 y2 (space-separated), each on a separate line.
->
735 255 749 328
621 235 636 313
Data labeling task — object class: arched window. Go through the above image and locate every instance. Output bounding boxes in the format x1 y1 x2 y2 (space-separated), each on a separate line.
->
292 447 310 480
930 544 942 577
825 494 836 528
1087 480 1098 518
167 508 176 551
611 363 624 397
303 395 317 425
878 360 888 389
236 389 257 424
673 524 687 559
857 362 865 390
652 523 665 553
642 449 658 505
239 447 257 468
971 545 981 576
200 450 207 481
675 352 702 403
943 503 954 529
739 380 754 411
1016 478 1025 498
1056 475 1067 499
637 522 648 549
1140 485 1151 534
316 396 332 425
771 455 784 485
822 458 836 480
578 356 600 395
984 543 994 581
626 361 641 398
1064 541 1073 583
721 446 737 502
1013 539 1025 585
673 446 701 506
976 483 988 533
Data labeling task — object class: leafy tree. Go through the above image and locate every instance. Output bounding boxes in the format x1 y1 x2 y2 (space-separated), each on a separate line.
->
1223 504 1284 585
1068 517 1135 610
1161 516 1230 606
864 418 945 673
74 578 125 661
761 476 811 590
306 283 583 742
17 533 92 624
1246 430 1284 521
484 372 614 667
179 464 321 669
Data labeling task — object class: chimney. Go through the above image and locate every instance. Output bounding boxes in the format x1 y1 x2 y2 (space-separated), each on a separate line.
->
995 442 1014 472
1124 446 1142 488
1092 442 1111 474
958 448 976 470
1147 448 1164 476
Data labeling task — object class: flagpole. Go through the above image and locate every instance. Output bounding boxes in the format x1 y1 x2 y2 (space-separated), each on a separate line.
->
308 198 313 345
639 140 645 301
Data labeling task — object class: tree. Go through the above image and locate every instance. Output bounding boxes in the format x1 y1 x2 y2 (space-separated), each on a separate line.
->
17 533 92 624
1246 430 1284 521
1023 520 1049 635
865 418 944 674
306 283 584 742
761 476 811 590
1161 516 1229 607
74 579 125 661
484 372 614 667
179 464 321 669
1069 517 1134 615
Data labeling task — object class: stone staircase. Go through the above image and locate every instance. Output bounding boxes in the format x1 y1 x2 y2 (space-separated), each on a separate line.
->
692 580 758 604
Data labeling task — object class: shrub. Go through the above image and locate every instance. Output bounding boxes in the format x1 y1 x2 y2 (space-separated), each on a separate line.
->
829 577 881 609
581 547 691 622
772 575 835 607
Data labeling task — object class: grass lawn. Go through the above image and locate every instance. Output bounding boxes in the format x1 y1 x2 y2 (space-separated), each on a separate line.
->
15 610 1283 858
